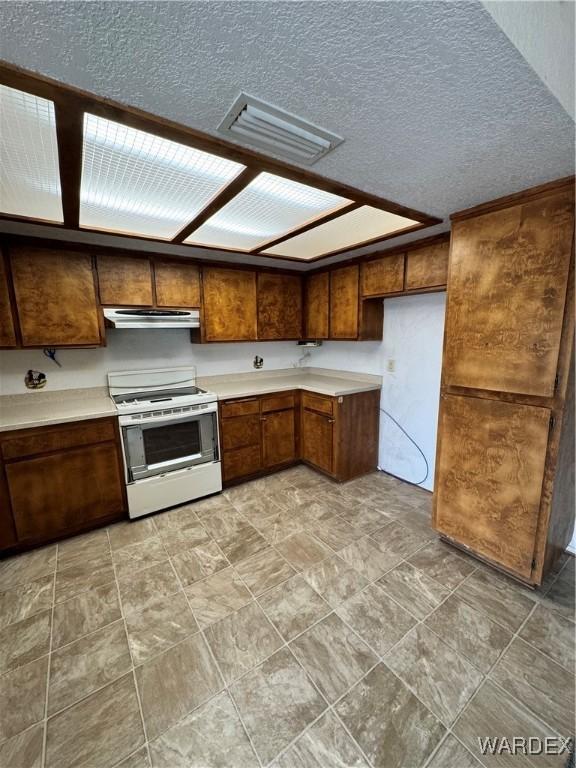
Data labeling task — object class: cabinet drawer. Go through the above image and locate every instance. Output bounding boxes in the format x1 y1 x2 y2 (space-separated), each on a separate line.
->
222 445 262 482
302 392 333 416
1 418 117 461
261 393 295 413
220 399 260 418
221 415 261 451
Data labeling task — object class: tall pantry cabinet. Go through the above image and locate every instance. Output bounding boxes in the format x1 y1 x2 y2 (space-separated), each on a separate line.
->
433 179 575 586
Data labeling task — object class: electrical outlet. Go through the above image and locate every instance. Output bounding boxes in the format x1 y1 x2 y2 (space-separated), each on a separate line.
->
387 359 396 373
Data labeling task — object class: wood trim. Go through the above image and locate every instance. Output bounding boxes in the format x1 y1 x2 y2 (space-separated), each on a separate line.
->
450 176 575 222
54 99 83 228
172 168 259 243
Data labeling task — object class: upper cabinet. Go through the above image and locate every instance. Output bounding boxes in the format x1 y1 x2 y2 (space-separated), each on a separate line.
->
0 252 17 348
304 272 329 339
97 255 153 306
330 265 359 339
155 261 201 308
443 189 574 397
10 247 103 347
202 267 257 342
361 253 404 297
257 273 302 340
405 240 449 290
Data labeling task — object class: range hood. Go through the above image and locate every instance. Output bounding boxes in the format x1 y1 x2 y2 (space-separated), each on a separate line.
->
103 308 200 329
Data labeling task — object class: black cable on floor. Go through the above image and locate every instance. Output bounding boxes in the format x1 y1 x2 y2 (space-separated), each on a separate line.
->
379 407 430 486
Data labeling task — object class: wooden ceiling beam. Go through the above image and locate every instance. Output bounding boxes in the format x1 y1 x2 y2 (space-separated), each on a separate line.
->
55 97 83 228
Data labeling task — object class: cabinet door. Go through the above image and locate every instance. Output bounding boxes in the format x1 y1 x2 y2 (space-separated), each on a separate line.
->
0 253 17 348
301 409 333 474
221 415 261 451
405 241 449 290
97 255 153 306
330 265 359 339
444 189 574 396
222 445 262 483
6 443 124 542
262 409 296 468
305 272 329 339
155 261 201 308
257 273 302 340
11 248 102 347
361 254 404 297
434 394 550 579
202 267 257 341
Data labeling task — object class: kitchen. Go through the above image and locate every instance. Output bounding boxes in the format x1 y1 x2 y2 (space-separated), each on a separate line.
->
0 3 574 768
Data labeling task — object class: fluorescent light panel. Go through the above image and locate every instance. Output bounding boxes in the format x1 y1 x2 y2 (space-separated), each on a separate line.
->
79 114 245 239
0 84 63 222
185 172 351 250
262 206 419 259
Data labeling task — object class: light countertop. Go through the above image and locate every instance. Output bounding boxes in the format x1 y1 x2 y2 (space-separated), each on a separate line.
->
0 368 381 432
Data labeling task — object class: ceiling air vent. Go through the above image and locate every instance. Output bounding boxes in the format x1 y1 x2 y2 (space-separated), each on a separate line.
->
218 93 343 166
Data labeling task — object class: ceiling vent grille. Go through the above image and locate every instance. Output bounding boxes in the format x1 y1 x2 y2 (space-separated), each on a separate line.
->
218 93 343 166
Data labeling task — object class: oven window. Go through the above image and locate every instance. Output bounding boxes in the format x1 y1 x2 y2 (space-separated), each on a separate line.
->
142 420 201 465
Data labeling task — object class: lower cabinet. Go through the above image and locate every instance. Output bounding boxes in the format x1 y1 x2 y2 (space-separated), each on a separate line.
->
262 408 297 469
0 417 126 551
301 408 334 474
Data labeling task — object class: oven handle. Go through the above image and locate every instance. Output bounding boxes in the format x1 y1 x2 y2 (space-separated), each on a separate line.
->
119 406 217 427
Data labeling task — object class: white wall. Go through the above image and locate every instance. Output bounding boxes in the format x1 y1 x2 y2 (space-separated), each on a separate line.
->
0 330 301 395
310 292 446 492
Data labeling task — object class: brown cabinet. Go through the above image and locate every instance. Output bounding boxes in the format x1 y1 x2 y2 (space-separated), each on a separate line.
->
305 272 329 339
202 267 257 342
155 261 201 308
257 273 302 340
433 181 575 586
262 408 296 468
361 253 404 297
301 407 334 474
405 241 449 290
0 252 17 348
330 265 359 339
97 255 153 306
11 247 103 347
0 417 126 551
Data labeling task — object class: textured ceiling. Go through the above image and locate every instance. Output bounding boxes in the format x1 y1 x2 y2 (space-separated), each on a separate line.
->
0 0 574 269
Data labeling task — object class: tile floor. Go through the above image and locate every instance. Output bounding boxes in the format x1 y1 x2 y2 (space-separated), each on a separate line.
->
0 465 574 768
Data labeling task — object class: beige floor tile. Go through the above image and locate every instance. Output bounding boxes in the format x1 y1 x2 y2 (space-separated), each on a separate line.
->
370 521 433 558
255 509 305 544
290 613 376 703
45 673 144 768
0 722 44 768
117 561 181 616
271 487 317 511
519 602 575 672
135 633 222 740
108 518 158 551
112 536 168 579
170 541 228 586
184 567 252 628
195 507 244 539
337 504 391 534
308 517 363 552
377 561 450 620
276 710 369 768
149 691 259 768
189 493 235 515
235 547 296 596
205 600 282 684
425 596 513 674
259 574 330 641
427 735 482 768
57 529 110 570
0 609 51 674
48 619 132 715
216 521 269 564
230 647 326 765
54 554 115 603
52 581 122 649
0 656 48 742
453 681 559 768
0 573 54 630
234 496 284 526
409 540 476 590
0 545 56 590
115 746 151 768
490 637 575 735
337 583 417 655
276 531 333 572
540 559 575 622
335 663 445 768
385 625 483 724
125 591 198 666
156 519 211 556
454 569 535 632
338 536 401 582
303 555 368 607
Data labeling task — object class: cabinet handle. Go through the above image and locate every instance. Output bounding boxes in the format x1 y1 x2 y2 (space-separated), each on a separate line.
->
260 417 267 422
327 418 335 423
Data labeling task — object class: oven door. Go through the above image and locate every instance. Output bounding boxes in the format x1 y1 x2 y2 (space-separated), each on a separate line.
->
122 410 218 482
